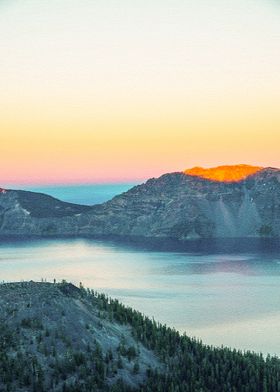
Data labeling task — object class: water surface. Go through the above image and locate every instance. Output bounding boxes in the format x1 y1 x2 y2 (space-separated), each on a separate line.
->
8 183 138 205
1 237 280 356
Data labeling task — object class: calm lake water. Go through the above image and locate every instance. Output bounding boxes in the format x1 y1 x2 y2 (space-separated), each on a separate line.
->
1 237 280 356
15 183 138 205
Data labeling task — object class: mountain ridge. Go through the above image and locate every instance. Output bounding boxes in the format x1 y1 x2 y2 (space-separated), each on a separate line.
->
0 165 280 239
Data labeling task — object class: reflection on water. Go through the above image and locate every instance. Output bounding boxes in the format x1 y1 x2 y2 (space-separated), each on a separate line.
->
0 237 280 355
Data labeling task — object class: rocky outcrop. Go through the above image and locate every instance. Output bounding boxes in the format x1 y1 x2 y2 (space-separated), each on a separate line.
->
1 166 280 239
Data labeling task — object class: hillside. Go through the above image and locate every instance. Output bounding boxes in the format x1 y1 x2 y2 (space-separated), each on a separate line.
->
0 281 160 392
0 189 91 236
78 166 280 239
1 281 280 392
0 165 280 239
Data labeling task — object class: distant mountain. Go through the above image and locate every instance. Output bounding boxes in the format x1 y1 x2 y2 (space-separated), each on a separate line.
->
0 165 280 239
1 280 280 392
0 189 91 235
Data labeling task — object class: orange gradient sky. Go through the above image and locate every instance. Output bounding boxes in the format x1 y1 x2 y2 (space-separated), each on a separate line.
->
1 0 280 184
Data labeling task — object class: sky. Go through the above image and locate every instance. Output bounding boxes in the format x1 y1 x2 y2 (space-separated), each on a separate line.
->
0 0 280 185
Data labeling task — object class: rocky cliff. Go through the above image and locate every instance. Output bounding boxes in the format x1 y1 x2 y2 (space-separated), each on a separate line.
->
1 166 280 239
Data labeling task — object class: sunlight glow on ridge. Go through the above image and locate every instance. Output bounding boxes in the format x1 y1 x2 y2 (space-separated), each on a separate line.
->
185 165 263 182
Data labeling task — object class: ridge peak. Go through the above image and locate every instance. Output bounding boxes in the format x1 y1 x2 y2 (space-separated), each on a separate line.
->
184 164 263 182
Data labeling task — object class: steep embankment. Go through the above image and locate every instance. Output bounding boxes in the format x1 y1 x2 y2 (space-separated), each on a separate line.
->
1 165 280 239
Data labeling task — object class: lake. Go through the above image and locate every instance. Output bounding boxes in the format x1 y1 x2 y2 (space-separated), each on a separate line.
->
13 183 138 205
1 237 280 356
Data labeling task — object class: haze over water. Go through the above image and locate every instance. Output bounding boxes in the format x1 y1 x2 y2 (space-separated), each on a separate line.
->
1 236 280 357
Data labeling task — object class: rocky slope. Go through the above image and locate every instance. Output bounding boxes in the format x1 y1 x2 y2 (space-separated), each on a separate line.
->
84 166 280 239
0 281 160 392
1 166 280 239
1 281 280 392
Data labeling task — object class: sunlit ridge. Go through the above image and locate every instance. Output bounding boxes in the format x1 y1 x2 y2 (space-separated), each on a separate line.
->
184 165 263 182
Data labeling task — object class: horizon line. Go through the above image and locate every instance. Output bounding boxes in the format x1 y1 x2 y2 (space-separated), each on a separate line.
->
1 179 145 188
